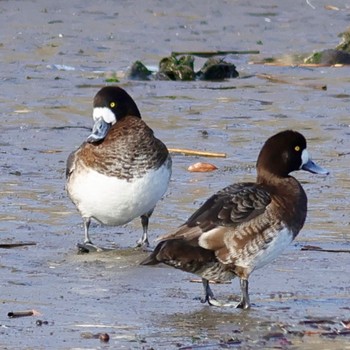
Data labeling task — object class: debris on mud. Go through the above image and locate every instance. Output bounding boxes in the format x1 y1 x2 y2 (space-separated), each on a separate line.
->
188 162 218 172
7 309 42 318
251 28 350 66
80 332 110 342
128 53 239 81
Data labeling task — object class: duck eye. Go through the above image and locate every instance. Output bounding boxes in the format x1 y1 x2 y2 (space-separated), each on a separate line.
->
294 145 300 152
110 102 116 108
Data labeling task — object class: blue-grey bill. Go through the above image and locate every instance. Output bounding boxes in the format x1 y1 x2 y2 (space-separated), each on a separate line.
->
302 159 329 175
86 118 111 143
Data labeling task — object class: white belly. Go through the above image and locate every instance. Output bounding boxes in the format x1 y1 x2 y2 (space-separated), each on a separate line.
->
68 163 171 226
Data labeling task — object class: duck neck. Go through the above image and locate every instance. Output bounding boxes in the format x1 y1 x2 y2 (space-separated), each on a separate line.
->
257 170 307 234
256 168 285 187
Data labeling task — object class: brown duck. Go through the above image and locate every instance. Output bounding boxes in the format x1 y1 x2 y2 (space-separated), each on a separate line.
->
141 130 328 309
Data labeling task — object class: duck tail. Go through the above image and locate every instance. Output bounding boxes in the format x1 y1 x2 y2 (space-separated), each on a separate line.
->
140 242 164 265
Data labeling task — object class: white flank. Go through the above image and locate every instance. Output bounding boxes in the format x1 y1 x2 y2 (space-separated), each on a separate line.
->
68 162 171 226
239 227 294 272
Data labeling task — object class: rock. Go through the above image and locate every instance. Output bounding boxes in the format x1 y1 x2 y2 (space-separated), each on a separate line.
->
127 55 239 81
197 57 239 80
128 61 152 80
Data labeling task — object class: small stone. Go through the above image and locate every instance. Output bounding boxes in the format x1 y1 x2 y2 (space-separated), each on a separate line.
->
188 162 218 172
99 333 110 342
36 320 49 326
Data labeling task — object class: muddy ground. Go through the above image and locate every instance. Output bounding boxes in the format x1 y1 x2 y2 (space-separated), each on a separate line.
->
0 1 349 349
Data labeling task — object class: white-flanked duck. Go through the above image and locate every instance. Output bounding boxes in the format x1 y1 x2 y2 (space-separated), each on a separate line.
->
66 86 172 251
141 130 328 309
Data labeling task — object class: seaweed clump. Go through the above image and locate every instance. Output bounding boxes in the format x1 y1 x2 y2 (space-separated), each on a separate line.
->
128 54 239 81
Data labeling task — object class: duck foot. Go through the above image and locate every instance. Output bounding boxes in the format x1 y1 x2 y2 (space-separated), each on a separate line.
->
199 278 251 309
207 298 249 308
136 236 150 248
135 235 153 252
196 294 244 308
135 243 153 253
77 242 109 254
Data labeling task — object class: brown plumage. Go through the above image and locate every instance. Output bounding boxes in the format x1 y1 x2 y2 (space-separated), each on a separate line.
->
141 130 329 309
67 116 169 181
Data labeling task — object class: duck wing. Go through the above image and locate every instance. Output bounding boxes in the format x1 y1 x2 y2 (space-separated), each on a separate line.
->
158 183 271 243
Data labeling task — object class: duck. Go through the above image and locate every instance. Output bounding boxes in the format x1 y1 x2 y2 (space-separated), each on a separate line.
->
66 86 172 251
141 130 328 309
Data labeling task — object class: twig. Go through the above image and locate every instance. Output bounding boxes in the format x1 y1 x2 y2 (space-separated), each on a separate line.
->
190 279 230 284
256 73 327 91
39 149 63 154
338 152 350 157
301 245 350 253
168 148 226 158
251 61 344 68
306 0 316 9
172 50 260 58
8 309 41 318
0 242 36 249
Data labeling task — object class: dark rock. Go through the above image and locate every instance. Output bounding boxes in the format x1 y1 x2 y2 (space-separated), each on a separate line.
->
197 57 239 80
128 61 152 80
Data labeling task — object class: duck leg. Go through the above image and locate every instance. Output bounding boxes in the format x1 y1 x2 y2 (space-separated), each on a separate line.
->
200 278 233 307
83 217 92 244
200 278 250 309
200 278 216 304
77 217 106 253
137 209 154 247
235 279 251 309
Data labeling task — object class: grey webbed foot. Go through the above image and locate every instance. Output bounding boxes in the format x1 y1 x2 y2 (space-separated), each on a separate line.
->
77 242 109 254
136 235 150 248
199 278 251 309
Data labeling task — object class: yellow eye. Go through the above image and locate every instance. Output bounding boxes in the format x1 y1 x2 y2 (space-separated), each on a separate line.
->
110 102 116 108
295 145 300 152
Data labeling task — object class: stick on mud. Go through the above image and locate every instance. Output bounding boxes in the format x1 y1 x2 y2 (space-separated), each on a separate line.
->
169 148 226 158
0 242 36 249
8 309 41 318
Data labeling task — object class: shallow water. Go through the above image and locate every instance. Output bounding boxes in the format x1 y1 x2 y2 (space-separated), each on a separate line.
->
1 1 350 349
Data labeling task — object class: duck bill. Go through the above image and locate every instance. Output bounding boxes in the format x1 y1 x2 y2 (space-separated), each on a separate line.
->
302 159 329 175
86 117 111 143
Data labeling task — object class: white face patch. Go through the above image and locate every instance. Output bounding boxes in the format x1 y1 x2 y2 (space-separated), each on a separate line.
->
93 107 116 124
300 149 309 169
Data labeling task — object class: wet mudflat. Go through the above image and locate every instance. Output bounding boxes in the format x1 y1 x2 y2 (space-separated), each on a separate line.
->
1 0 350 349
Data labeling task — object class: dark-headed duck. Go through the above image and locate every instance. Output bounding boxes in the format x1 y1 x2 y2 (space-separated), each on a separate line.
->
141 130 328 309
66 86 172 250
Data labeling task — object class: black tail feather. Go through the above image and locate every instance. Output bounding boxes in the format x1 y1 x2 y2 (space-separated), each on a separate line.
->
140 242 163 265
